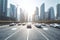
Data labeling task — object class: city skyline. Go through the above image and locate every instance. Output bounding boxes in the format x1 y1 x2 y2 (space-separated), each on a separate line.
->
8 0 59 17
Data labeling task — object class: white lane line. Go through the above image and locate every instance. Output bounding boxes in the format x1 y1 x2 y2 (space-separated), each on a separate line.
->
27 29 30 40
11 28 17 30
35 29 49 40
4 27 24 40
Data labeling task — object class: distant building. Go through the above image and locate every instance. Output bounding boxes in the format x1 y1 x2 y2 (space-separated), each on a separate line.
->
0 0 7 20
56 4 60 20
7 8 10 17
35 7 39 15
35 7 39 21
20 8 25 23
32 13 35 22
10 4 17 21
48 7 55 20
25 13 28 22
40 3 45 20
45 12 49 20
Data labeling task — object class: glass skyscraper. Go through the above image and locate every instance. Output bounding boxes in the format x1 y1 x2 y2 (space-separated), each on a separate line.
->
40 3 45 20
48 7 55 20
57 4 60 20
0 0 7 20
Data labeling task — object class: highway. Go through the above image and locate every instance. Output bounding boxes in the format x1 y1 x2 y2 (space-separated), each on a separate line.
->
0 24 60 40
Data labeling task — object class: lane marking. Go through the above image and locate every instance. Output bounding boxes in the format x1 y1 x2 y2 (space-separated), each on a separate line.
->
4 27 24 40
11 28 17 30
43 28 48 30
27 29 30 40
35 28 49 40
32 25 49 40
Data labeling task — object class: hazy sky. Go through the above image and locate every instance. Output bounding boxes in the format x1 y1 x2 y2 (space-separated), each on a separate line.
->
8 0 60 16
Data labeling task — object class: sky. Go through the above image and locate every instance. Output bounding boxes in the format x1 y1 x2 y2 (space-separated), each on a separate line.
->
8 0 60 16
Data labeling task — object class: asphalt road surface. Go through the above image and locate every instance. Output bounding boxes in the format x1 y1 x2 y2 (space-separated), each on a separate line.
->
0 24 60 40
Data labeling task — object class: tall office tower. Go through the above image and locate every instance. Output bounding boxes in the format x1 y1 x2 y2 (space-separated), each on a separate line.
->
7 8 10 17
10 4 17 21
20 8 25 23
35 7 39 21
25 13 28 22
57 4 60 20
40 3 45 20
0 0 7 20
48 7 55 20
45 12 49 20
35 7 39 15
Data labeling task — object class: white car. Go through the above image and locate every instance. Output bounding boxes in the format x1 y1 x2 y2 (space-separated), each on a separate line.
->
50 24 54 27
50 23 60 28
35 23 42 28
54 23 60 28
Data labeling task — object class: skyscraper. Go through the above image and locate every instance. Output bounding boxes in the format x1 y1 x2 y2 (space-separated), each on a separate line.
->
0 0 7 20
35 7 39 21
20 8 25 23
35 7 39 15
57 4 60 20
48 7 55 20
45 12 49 20
10 4 17 21
40 3 45 20
7 8 10 17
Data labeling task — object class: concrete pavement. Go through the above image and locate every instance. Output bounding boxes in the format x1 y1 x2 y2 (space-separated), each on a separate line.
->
0 24 60 40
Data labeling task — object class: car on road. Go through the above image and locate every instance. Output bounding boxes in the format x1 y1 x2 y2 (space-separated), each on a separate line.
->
41 23 46 26
35 23 42 28
18 23 21 26
27 24 32 29
22 23 26 26
54 23 60 28
9 23 16 26
50 23 60 28
50 24 54 27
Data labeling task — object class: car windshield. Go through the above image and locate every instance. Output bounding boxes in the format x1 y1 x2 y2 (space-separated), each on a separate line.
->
0 0 60 40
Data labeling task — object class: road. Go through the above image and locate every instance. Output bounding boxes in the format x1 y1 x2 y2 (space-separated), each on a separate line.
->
0 24 60 40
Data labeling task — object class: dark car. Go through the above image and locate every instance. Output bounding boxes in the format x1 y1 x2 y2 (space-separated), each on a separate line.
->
22 23 26 26
18 23 21 26
27 25 32 29
9 23 15 26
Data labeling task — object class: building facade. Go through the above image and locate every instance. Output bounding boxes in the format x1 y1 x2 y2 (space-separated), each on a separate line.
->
48 7 55 20
0 0 7 20
10 4 17 21
40 3 45 20
57 4 60 20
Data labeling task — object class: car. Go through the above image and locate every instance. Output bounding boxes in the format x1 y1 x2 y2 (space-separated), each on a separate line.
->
9 23 15 26
35 24 42 28
54 23 60 28
41 23 46 26
27 25 32 29
50 24 54 27
50 23 60 28
18 23 21 26
22 23 26 26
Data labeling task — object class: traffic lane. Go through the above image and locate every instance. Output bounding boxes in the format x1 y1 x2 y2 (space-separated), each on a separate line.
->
48 26 60 35
5 26 47 40
0 25 23 32
6 27 27 40
0 25 24 40
35 26 60 40
28 29 47 40
42 25 60 35
0 25 18 31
